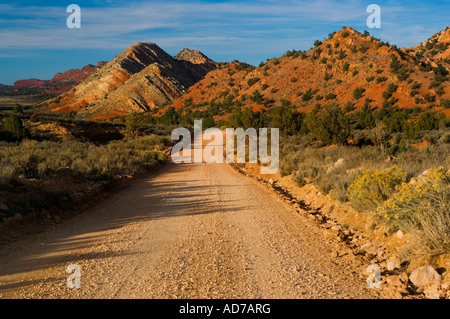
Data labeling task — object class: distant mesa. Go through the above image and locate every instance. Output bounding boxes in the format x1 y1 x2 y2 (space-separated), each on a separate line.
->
8 62 107 94
14 79 47 88
51 61 107 83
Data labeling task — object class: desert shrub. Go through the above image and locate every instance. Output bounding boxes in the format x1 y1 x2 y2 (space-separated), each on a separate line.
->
359 44 370 54
436 87 445 96
250 90 263 104
353 87 365 100
348 165 407 212
440 99 450 109
377 168 450 254
292 172 307 187
302 89 314 102
247 77 260 87
423 93 435 103
339 50 347 60
441 134 450 144
1 109 28 142
330 179 352 202
376 76 388 83
325 93 337 100
0 162 17 186
0 135 169 184
342 62 350 73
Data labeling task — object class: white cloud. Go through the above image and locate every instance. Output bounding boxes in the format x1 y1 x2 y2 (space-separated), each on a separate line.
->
0 0 448 54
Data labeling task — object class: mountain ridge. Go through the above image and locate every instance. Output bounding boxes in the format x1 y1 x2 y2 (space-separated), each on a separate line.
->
38 43 217 120
40 27 450 120
166 27 450 118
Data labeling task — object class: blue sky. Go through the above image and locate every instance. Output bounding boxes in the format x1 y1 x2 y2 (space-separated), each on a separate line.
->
0 0 449 85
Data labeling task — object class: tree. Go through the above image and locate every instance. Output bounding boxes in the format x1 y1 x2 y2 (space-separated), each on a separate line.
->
227 107 243 128
240 107 258 130
353 104 375 130
267 106 303 136
416 111 439 131
372 121 388 152
160 107 179 125
1 104 27 141
307 103 350 145
125 112 142 139
202 115 215 129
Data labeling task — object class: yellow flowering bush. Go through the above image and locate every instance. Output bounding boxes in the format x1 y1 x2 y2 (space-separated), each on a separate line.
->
348 165 407 212
376 167 450 232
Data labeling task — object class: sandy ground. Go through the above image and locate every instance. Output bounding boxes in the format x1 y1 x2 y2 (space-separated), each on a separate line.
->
0 160 384 299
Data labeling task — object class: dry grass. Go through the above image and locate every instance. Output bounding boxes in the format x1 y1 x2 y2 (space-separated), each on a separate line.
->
402 189 450 258
280 130 450 256
0 135 170 183
0 134 171 222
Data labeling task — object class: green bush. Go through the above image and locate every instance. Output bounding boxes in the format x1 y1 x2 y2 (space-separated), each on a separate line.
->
342 62 350 72
302 89 314 102
353 88 365 100
247 77 260 87
376 76 388 83
1 105 28 141
441 99 450 109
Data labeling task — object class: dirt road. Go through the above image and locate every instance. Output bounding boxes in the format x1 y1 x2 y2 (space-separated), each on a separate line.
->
0 161 382 299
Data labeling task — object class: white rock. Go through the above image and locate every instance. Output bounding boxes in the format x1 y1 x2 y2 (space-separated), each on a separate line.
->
423 285 442 299
395 230 404 240
409 266 441 288
334 158 345 168
386 256 401 271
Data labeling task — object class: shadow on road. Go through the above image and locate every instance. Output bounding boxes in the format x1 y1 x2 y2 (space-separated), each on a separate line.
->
0 161 247 292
